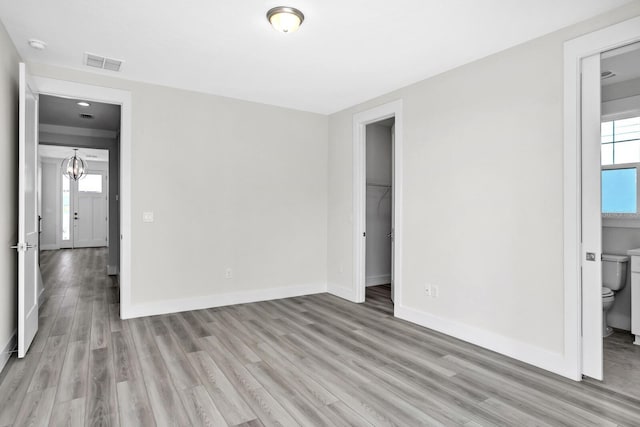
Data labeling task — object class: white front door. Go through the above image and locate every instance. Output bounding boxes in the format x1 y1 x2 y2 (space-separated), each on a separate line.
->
17 63 40 358
73 171 108 248
581 53 603 380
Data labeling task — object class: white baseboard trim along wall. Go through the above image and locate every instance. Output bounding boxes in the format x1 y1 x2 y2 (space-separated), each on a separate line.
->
326 283 357 303
0 330 16 373
366 274 391 287
395 305 573 379
123 282 327 319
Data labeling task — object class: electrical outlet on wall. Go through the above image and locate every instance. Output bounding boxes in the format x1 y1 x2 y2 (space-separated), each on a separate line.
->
432 285 439 298
225 268 233 279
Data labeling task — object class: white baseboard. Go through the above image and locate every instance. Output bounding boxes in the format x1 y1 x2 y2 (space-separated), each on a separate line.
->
107 265 119 276
327 283 358 302
366 274 391 287
395 305 574 380
40 244 59 251
0 330 17 374
123 282 327 319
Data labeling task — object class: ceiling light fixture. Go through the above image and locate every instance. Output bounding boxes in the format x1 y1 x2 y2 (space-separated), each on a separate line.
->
62 149 87 181
27 39 47 50
267 6 304 33
77 101 91 107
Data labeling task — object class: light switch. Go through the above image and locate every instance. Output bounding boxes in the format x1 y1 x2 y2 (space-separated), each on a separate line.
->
142 211 154 223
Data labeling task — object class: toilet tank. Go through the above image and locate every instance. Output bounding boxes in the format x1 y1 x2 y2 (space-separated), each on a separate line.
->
602 254 629 291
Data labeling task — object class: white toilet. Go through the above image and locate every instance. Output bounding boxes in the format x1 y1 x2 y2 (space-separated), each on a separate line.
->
602 254 629 337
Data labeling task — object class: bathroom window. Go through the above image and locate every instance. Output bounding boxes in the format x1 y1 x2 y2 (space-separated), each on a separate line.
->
601 117 640 165
601 116 640 216
602 168 637 214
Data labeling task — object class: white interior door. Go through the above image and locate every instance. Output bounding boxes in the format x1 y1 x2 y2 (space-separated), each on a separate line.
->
581 53 603 380
73 171 108 248
390 123 395 303
17 63 39 358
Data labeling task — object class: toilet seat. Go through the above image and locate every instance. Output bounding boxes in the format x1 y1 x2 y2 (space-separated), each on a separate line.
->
602 287 614 297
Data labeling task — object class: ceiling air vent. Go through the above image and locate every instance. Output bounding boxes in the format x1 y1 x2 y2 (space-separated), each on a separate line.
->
84 52 124 72
79 113 94 119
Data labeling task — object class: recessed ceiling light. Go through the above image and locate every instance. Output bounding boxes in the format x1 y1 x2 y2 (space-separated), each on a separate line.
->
77 101 91 107
27 39 47 50
267 6 304 33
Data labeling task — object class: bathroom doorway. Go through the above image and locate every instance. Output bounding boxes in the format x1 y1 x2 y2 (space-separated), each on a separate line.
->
589 41 640 396
566 19 640 392
365 118 394 308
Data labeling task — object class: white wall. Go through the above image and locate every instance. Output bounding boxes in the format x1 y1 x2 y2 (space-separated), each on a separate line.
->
0 19 20 370
327 2 640 374
366 123 392 286
28 62 329 311
39 158 58 249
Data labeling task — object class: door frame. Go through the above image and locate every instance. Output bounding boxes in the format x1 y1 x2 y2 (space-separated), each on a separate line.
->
353 100 403 308
33 77 133 319
563 15 640 381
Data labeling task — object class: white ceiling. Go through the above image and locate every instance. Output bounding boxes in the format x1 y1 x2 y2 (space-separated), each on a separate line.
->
40 95 121 130
0 0 632 114
39 145 109 162
602 42 640 86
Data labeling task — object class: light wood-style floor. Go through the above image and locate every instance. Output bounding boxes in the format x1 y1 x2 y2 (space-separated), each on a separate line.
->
2 248 640 426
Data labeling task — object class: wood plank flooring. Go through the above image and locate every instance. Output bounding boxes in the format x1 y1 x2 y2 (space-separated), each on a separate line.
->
1 248 640 426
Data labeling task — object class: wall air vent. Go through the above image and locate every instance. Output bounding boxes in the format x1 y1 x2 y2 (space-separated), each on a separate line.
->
84 52 123 72
79 113 94 119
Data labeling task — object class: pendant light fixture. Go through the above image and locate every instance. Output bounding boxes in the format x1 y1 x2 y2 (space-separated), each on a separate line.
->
62 149 87 181
267 6 304 33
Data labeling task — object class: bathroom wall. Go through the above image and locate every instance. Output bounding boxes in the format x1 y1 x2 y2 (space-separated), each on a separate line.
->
366 123 392 286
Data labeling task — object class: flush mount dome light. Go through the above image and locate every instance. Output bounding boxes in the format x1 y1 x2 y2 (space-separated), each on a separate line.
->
267 6 304 33
77 101 90 107
27 39 47 50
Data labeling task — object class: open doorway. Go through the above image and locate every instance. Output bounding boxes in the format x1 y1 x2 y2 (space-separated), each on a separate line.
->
365 118 395 311
564 16 640 390
587 41 640 396
36 94 121 329
353 100 403 309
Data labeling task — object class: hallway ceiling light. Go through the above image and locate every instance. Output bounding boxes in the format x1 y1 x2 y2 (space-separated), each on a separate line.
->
267 6 304 33
62 149 87 181
77 101 91 107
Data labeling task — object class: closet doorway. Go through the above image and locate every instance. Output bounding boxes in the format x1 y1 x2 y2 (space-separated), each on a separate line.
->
365 118 395 305
352 99 403 308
